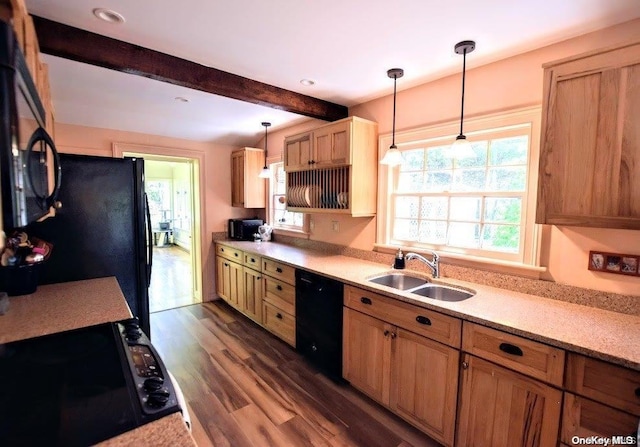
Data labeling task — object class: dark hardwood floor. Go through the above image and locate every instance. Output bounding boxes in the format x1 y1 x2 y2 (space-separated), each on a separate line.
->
149 245 195 313
150 301 442 447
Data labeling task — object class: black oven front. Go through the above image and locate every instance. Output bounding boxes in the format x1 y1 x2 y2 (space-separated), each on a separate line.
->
0 319 182 446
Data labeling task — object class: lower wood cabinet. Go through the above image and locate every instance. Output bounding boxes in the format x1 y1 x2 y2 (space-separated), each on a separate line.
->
390 327 460 445
561 352 639 444
561 392 638 444
215 255 243 309
215 243 296 347
242 266 263 324
456 353 562 447
342 308 390 403
343 304 459 447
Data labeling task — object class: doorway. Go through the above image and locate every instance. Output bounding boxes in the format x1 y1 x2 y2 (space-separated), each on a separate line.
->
119 150 203 312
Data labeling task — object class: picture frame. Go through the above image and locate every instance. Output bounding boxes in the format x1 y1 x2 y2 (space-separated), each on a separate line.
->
588 251 639 276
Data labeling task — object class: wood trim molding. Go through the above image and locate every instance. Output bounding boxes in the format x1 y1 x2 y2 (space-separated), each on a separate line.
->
32 15 348 122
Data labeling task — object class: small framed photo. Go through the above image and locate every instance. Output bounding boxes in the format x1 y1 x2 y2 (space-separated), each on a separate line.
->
589 252 604 271
605 255 621 272
621 257 638 275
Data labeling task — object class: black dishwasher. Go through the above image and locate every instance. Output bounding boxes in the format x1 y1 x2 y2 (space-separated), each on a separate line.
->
295 269 344 381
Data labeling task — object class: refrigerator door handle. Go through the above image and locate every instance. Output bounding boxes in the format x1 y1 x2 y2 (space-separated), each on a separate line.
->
144 192 153 287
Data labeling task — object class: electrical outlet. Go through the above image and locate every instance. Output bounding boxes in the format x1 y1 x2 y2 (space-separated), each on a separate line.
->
309 218 314 231
332 221 339 232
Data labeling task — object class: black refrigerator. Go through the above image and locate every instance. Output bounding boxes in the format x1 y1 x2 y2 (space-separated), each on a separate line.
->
26 153 153 336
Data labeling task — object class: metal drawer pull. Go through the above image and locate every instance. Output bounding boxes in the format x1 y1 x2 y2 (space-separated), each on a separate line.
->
234 253 238 257
276 313 283 319
383 330 390 337
276 285 283 291
224 262 229 267
276 267 283 273
416 316 432 326
250 258 255 262
360 297 372 305
499 343 523 357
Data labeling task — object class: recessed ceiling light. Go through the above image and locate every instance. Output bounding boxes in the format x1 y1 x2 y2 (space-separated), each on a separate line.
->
300 79 315 86
93 8 126 24
174 96 189 103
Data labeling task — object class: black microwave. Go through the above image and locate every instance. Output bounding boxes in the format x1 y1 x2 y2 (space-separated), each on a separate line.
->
0 20 61 231
228 218 263 241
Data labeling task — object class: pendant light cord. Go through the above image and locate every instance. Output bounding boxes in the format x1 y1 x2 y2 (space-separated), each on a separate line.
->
392 75 397 147
459 48 467 137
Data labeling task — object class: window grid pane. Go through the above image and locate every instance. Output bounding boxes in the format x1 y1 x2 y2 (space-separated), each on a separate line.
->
390 133 528 256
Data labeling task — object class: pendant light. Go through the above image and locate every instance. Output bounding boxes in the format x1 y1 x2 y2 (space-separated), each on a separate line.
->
452 40 476 157
258 121 271 179
380 68 405 166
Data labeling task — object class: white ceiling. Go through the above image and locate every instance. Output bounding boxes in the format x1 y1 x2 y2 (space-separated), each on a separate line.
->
25 0 640 146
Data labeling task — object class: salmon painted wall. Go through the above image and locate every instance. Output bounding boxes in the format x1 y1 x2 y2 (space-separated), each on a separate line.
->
262 19 640 295
53 122 261 301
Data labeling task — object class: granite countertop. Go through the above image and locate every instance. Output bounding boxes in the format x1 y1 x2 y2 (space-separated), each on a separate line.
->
0 277 132 344
0 277 195 446
216 240 640 371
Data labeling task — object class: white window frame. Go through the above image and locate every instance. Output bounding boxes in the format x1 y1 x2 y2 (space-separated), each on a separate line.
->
267 161 309 234
377 107 542 269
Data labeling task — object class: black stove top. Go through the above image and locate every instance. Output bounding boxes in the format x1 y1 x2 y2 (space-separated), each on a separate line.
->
0 320 181 446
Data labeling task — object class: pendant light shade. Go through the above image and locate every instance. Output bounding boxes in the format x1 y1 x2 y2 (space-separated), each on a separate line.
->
258 121 271 179
453 40 476 158
380 68 404 166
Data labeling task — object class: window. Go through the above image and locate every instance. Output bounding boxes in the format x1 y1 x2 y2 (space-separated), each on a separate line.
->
146 179 172 229
378 108 541 265
268 162 306 232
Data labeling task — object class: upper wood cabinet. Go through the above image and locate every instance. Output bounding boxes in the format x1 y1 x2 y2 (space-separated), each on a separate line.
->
230 147 266 208
536 41 640 229
283 116 378 216
283 131 312 171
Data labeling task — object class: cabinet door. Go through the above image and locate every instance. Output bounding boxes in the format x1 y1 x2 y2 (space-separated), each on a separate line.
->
343 308 392 404
313 121 350 167
215 255 230 301
284 133 312 171
242 267 263 324
230 151 245 207
537 42 640 228
456 354 562 447
561 393 638 444
228 261 244 310
390 328 459 447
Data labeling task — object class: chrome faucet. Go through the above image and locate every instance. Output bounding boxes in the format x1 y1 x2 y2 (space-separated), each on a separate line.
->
404 251 440 278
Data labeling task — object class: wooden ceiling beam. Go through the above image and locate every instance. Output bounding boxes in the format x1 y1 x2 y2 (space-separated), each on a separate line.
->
31 16 348 122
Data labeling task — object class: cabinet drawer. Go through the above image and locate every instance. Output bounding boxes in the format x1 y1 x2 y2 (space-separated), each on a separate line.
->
565 353 640 416
462 322 565 386
263 302 295 347
262 258 295 285
263 276 295 315
244 253 262 269
561 393 638 444
216 244 243 263
344 285 461 348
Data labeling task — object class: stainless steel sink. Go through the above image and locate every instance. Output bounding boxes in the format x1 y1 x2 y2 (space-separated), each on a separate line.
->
368 273 429 290
410 284 474 302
